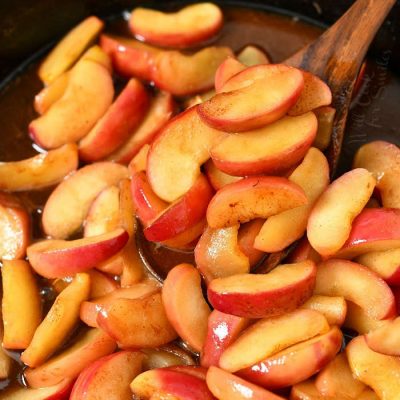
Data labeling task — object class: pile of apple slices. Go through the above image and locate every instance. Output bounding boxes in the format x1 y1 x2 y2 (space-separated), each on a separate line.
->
1 2 400 399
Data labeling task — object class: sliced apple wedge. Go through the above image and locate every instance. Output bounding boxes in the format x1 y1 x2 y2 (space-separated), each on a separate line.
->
238 326 342 389
314 259 395 320
365 317 400 356
208 260 316 318
219 308 329 372
142 346 195 370
237 45 270 66
287 237 322 264
25 328 116 388
27 228 128 279
204 159 241 190
290 379 335 400
128 144 150 175
2 260 41 350
214 57 246 92
206 176 307 229
238 219 265 267
254 147 329 252
3 379 73 400
307 168 375 257
162 264 211 352
129 3 223 48
38 16 104 84
30 59 114 149
198 64 304 132
42 162 127 239
160 218 206 250
79 78 149 162
147 106 224 202
301 295 347 326
210 112 317 176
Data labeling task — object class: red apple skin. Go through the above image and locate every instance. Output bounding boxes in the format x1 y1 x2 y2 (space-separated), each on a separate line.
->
144 174 214 242
238 327 342 389
79 78 150 162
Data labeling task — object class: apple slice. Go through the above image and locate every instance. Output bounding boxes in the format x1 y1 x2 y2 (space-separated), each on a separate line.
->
347 335 400 400
129 144 150 175
201 310 249 368
30 59 114 149
97 292 177 348
70 351 143 400
27 228 129 279
307 168 375 256
162 264 211 352
160 218 206 250
365 317 400 356
129 3 223 48
0 192 30 260
204 160 241 190
313 106 336 151
237 45 270 66
108 91 175 164
290 379 336 400
0 321 12 378
314 259 395 320
21 273 90 367
286 237 322 264
207 366 286 400
358 389 380 400
219 309 329 372
42 161 127 239
25 328 117 388
214 57 246 92
38 16 104 84
254 147 329 252
206 176 307 229
147 106 224 202
210 112 317 176
315 352 366 399
301 295 347 326
238 219 265 267
1 260 41 350
238 327 342 389
0 143 78 192
3 379 73 400
143 345 195 370
144 174 213 242
198 64 304 132
208 260 316 318
81 44 112 71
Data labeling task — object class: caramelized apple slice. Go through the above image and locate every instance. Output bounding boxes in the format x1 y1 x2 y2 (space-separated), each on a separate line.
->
2 260 41 350
214 57 246 92
128 144 150 175
237 219 265 267
290 379 335 400
0 322 12 378
3 379 73 399
42 162 127 239
365 317 400 356
204 160 241 190
314 259 395 320
38 16 104 84
198 64 304 132
237 45 270 66
24 328 116 388
142 345 195 370
129 3 223 48
307 168 375 256
31 59 114 149
21 273 90 367
206 176 307 229
287 237 322 264
301 295 347 326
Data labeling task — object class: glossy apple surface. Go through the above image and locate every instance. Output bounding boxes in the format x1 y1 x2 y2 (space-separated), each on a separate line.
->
301 295 347 326
365 317 400 356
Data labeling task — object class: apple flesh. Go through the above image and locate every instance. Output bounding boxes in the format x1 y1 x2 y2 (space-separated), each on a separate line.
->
208 260 316 318
237 45 270 66
128 144 150 175
286 237 321 264
237 219 265 268
307 168 376 257
204 160 241 190
160 218 206 250
214 57 246 92
290 379 335 400
313 106 336 151
365 317 400 356
210 112 317 176
3 379 73 400
206 176 307 229
301 295 347 326
0 322 12 378
142 345 195 370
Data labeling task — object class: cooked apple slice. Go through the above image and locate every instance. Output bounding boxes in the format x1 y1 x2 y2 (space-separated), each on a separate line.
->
162 264 211 352
301 295 347 326
207 366 285 400
38 16 104 84
219 308 328 372
353 140 400 208
237 219 265 267
336 208 400 259
314 259 395 320
238 326 342 389
287 237 322 264
214 57 246 92
81 44 112 71
201 310 249 368
2 260 41 350
21 273 90 367
42 162 127 238
147 106 224 202
97 292 177 348
204 160 241 190
290 379 335 400
208 260 316 318
0 322 12 378
198 64 304 132
142 345 195 370
27 228 128 279
237 45 270 66
364 317 400 356
315 352 366 399
70 351 143 400
79 79 150 162
3 379 73 399
25 328 116 388
0 144 78 192
128 144 150 175
129 3 223 48
313 106 336 151
358 389 380 400
207 176 307 229
88 270 118 298
307 168 375 256
254 147 329 252
160 218 206 250
31 59 114 149
347 335 400 400
131 368 215 400
0 192 30 260
210 113 317 176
